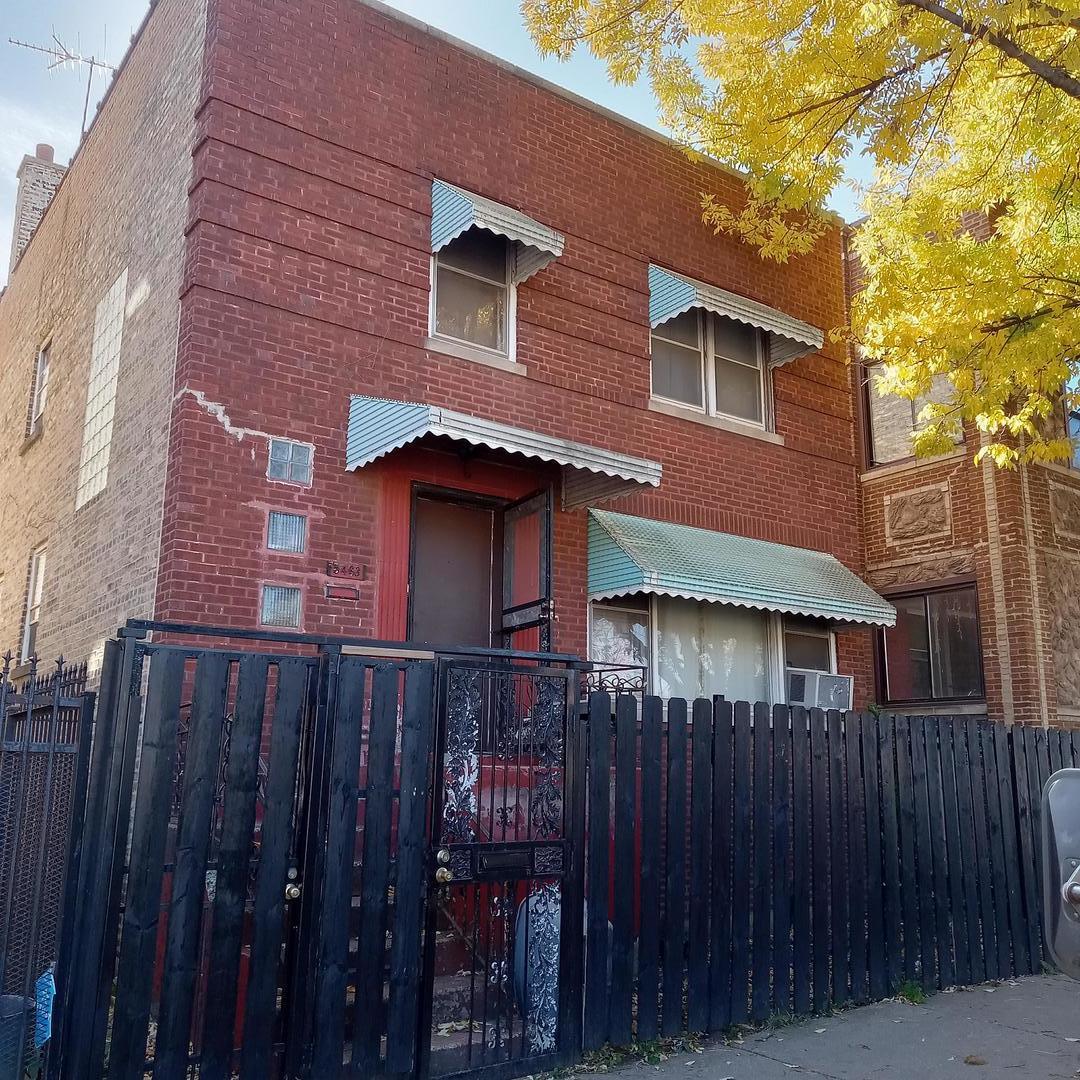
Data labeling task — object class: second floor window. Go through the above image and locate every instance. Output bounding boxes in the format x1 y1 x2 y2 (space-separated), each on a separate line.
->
432 228 511 355
651 310 766 427
865 364 956 466
28 342 51 436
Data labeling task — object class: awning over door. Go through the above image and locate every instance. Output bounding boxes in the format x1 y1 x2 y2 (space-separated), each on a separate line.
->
648 265 824 366
589 509 895 626
347 396 662 509
431 180 565 283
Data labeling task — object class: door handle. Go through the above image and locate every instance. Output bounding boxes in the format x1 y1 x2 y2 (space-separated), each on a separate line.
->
285 882 302 901
434 866 453 884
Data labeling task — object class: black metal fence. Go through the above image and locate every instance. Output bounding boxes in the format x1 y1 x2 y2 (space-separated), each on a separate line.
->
0 656 92 1080
582 695 1059 1050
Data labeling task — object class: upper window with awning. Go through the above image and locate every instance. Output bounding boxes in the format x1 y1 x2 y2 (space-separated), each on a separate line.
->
429 181 565 359
647 265 824 433
648 265 823 367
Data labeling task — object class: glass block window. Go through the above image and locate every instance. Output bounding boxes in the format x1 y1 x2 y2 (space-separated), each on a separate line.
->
268 438 314 486
261 584 302 628
267 511 307 553
76 270 128 508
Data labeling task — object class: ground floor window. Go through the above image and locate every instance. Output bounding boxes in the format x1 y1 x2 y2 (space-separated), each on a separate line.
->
881 583 983 704
589 597 837 704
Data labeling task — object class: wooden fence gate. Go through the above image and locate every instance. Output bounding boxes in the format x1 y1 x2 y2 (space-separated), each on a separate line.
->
50 623 586 1080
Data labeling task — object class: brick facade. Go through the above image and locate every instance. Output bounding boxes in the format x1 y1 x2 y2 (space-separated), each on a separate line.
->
0 0 206 665
3 0 882 704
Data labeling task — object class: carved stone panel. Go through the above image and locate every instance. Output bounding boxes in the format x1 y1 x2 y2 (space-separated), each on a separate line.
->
883 483 952 546
866 551 976 590
1049 483 1080 541
1044 553 1080 709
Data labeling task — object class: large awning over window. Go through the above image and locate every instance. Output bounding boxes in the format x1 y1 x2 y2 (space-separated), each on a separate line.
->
648 265 824 367
589 509 895 626
347 396 662 509
431 180 565 283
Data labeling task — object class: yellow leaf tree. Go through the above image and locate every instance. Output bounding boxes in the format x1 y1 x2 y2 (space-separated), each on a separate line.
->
524 0 1080 466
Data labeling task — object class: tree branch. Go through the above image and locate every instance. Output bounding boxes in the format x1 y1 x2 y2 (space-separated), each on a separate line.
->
896 0 1080 99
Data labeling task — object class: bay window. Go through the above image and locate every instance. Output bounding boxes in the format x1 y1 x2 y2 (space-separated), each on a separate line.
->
881 584 983 703
589 598 836 703
651 310 767 427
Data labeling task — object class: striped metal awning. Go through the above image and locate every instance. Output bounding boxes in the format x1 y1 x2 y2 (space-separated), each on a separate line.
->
431 180 565 283
347 396 662 509
648 265 824 367
589 509 895 626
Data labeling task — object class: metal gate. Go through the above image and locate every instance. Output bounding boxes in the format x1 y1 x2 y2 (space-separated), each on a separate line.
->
51 623 584 1080
418 658 584 1079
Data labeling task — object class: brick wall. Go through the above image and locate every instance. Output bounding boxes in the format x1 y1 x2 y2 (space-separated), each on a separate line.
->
0 0 206 664
156 0 875 700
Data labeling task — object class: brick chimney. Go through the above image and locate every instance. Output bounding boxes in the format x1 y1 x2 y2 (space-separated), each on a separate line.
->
8 144 66 277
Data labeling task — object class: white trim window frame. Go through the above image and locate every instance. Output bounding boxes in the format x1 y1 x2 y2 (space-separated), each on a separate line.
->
22 547 46 662
650 310 770 430
588 598 838 705
29 340 51 435
429 230 516 361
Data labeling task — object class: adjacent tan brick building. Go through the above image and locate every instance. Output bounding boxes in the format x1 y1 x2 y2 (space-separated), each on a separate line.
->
848 225 1080 727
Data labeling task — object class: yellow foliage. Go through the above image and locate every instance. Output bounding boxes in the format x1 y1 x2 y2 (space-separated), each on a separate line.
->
524 0 1080 465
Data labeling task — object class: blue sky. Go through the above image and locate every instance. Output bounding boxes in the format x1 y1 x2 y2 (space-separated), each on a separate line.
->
0 0 868 280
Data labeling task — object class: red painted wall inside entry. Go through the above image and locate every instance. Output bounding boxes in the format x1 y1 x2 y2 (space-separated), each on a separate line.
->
374 446 557 642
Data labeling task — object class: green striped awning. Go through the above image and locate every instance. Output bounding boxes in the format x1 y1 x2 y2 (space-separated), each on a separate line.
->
589 509 894 626
648 264 823 366
347 396 661 509
432 180 565 283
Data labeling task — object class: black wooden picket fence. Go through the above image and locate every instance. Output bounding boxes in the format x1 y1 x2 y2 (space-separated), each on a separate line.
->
582 695 1063 1050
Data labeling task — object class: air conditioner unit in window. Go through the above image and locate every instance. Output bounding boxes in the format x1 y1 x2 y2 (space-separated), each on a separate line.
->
786 668 854 711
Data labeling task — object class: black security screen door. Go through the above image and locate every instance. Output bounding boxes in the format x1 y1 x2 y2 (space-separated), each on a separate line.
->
500 489 553 653
418 657 583 1080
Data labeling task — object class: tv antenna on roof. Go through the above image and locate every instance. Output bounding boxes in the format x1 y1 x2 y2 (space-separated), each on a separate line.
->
8 34 116 138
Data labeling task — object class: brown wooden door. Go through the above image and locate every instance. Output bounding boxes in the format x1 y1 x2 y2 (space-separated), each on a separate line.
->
409 493 499 648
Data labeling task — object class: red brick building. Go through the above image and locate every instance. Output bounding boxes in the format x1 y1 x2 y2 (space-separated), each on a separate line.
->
0 0 894 709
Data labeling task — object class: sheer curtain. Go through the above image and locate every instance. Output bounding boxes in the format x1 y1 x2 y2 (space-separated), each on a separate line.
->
656 597 766 703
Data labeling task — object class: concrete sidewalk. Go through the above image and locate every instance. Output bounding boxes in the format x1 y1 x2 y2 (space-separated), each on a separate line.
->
613 975 1080 1080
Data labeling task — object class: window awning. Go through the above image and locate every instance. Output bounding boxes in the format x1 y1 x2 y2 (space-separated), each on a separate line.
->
589 509 895 626
432 180 565 283
648 265 824 367
347 396 662 509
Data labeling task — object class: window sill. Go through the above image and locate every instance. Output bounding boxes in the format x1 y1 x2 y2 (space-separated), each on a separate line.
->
19 428 43 455
880 701 986 716
424 336 527 376
1036 460 1080 482
859 447 966 482
647 399 784 446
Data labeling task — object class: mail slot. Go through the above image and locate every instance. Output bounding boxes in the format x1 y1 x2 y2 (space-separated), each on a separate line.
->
478 849 531 874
